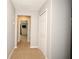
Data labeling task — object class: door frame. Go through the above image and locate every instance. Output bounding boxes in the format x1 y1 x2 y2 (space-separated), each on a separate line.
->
15 14 31 48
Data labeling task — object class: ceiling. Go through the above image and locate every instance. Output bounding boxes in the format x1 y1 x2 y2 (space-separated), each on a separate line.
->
11 0 47 11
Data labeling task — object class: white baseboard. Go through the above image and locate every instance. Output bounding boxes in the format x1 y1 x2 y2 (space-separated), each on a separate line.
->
38 48 48 59
30 46 38 48
8 48 15 59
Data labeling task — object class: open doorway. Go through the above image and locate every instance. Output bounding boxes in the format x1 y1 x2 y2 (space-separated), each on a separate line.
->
17 15 31 48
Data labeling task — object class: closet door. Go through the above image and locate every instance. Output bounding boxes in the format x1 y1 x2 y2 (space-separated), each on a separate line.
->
39 10 47 57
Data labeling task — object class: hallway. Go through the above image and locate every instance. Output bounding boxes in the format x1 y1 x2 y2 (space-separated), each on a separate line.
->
10 36 45 59
7 0 72 59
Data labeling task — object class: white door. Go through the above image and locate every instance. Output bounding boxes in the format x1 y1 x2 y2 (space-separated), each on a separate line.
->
39 10 47 57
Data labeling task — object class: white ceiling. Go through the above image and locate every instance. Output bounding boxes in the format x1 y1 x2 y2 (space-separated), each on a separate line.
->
11 0 47 11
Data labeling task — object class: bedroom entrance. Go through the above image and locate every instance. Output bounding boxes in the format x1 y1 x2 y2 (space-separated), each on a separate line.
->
17 16 31 48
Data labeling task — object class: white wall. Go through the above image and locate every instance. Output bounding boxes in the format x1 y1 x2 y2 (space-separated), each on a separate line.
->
15 10 39 48
39 0 52 59
51 0 72 59
39 10 48 58
0 0 7 59
7 0 15 57
39 0 71 59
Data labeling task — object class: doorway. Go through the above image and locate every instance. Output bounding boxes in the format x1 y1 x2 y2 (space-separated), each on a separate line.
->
17 16 31 48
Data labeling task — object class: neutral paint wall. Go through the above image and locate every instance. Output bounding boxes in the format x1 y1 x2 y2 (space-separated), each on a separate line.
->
51 0 72 59
39 0 71 59
15 10 39 48
7 0 15 57
39 0 52 59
